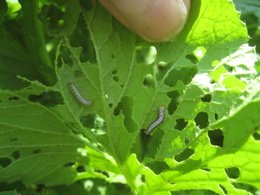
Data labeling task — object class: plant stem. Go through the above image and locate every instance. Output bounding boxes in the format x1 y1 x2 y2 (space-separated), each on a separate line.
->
119 162 137 194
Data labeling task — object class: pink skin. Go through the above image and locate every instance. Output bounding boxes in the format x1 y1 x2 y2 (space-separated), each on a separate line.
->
98 0 190 42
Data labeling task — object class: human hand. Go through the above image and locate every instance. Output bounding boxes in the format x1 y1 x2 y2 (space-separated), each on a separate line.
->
99 0 190 42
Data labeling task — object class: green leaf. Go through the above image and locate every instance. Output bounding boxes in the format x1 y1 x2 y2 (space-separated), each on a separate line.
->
157 80 260 194
157 0 248 71
56 0 250 173
233 0 260 21
0 86 84 185
0 191 19 195
233 0 260 53
55 3 140 163
0 0 7 23
39 0 81 37
0 0 55 89
161 136 260 194
1 0 259 193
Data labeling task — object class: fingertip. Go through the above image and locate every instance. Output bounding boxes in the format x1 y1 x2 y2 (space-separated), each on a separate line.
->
99 0 190 42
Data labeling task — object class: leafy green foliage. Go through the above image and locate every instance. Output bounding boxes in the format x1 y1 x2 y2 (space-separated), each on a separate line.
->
233 0 260 53
0 0 259 194
0 0 55 89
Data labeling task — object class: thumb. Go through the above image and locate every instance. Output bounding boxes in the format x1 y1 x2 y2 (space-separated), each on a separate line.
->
98 0 190 42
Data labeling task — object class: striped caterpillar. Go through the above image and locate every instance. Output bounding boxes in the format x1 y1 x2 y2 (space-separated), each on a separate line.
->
69 83 92 106
145 106 165 135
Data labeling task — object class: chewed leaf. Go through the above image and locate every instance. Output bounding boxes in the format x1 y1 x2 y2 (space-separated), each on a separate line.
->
55 0 251 165
0 88 83 184
0 0 259 193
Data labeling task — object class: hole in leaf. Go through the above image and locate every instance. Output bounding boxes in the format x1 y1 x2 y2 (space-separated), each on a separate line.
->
186 53 198 64
167 91 180 114
215 113 219 120
112 69 118 75
157 61 171 70
77 165 86 172
140 175 145 183
11 150 20 160
40 4 62 24
210 79 216 84
225 167 240 179
63 162 75 167
80 114 95 128
114 97 137 132
8 96 20 101
232 182 257 194
33 149 41 154
113 106 121 116
184 138 189 145
208 129 224 147
146 161 169 174
174 118 188 131
174 148 194 162
156 61 172 81
58 45 74 66
185 47 206 64
194 112 209 129
28 91 63 107
68 16 96 63
135 45 157 64
201 94 211 102
0 157 12 168
219 184 228 194
253 132 260 140
39 4 74 38
95 170 109 177
195 46 207 59
35 184 47 193
223 64 234 72
143 74 155 88
200 168 211 172
164 67 197 87
113 76 119 82
10 138 18 142
57 19 64 27
0 181 26 192
173 190 216 194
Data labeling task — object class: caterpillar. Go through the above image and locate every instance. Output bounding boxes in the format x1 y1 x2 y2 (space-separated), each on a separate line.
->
145 106 165 135
69 83 92 106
